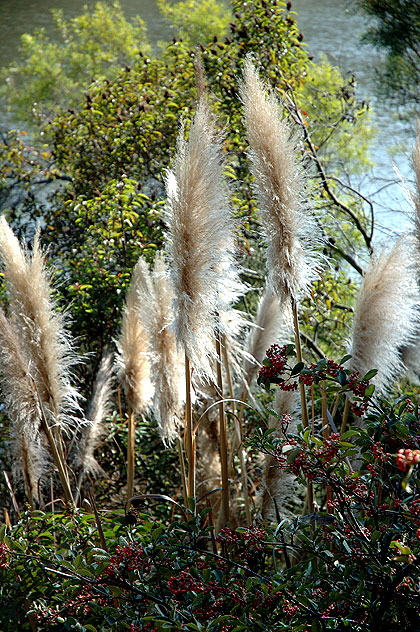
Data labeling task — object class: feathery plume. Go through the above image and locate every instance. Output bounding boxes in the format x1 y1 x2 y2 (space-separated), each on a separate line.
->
244 286 289 386
349 236 420 394
164 96 242 379
0 308 47 504
0 217 80 431
0 308 42 439
116 258 154 414
75 348 114 477
11 432 48 507
240 57 320 305
137 253 185 446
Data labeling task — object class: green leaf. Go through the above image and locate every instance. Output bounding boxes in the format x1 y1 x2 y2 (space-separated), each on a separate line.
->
337 369 348 386
362 369 378 381
364 384 376 397
291 361 305 376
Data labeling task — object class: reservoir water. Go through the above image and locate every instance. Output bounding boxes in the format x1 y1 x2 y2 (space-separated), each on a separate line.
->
0 0 416 237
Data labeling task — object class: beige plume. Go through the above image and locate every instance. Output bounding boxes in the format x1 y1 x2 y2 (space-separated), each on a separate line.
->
349 236 420 394
75 348 114 477
244 285 289 387
137 253 185 445
0 217 81 432
240 57 320 305
116 258 154 414
164 96 243 380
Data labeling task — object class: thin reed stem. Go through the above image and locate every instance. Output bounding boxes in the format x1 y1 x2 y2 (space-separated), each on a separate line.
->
126 407 136 504
322 381 333 505
177 436 188 508
215 333 230 528
39 405 74 507
184 353 195 507
291 299 314 516
332 392 342 419
221 337 251 525
292 299 308 427
21 441 36 510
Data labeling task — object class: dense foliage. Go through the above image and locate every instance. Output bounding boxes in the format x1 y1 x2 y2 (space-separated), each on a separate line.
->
0 2 151 122
1 0 373 364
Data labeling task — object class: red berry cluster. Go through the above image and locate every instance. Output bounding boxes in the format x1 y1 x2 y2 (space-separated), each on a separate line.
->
0 542 10 569
299 360 344 386
348 373 369 397
283 600 300 618
105 543 150 578
409 499 420 520
257 344 298 390
242 526 267 550
258 344 288 380
372 441 390 463
216 527 239 545
167 570 205 596
315 432 341 462
396 448 420 472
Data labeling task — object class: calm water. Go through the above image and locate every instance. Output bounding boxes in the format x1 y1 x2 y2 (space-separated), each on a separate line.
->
0 0 416 234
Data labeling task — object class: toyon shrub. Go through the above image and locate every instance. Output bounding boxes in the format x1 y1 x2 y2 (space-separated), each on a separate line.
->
0 353 419 631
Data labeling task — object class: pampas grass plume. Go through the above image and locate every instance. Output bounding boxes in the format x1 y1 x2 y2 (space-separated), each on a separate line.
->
116 258 154 414
349 236 420 394
137 253 185 446
0 217 80 431
75 348 114 477
164 96 241 379
240 57 320 304
244 286 287 386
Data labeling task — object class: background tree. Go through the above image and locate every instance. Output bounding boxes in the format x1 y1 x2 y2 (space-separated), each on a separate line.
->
156 0 231 44
356 0 420 105
0 1 151 123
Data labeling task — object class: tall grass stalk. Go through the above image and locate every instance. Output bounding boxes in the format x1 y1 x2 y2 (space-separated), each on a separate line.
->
164 96 243 514
241 59 319 517
215 332 230 527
